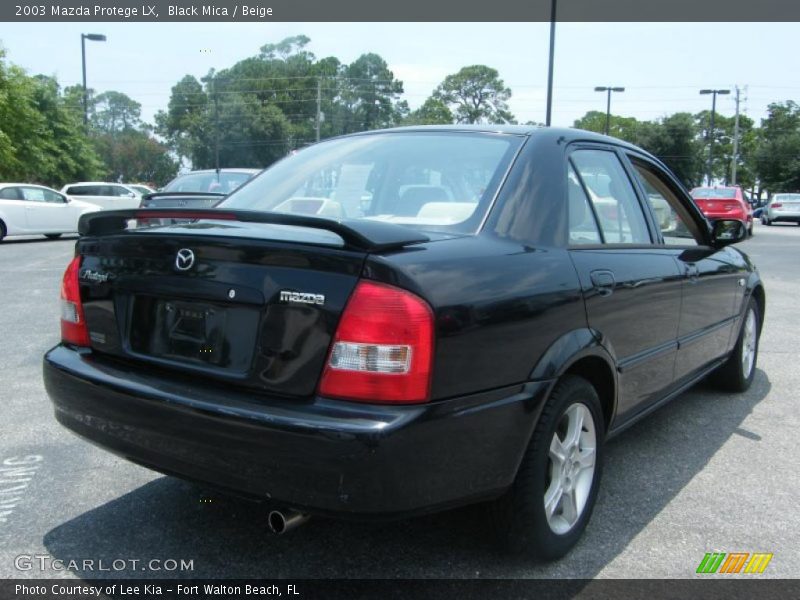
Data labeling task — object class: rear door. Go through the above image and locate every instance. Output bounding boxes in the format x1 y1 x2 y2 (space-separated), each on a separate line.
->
567 146 683 423
627 156 746 382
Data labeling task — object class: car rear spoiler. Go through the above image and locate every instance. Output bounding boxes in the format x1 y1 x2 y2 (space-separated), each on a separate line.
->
141 192 227 200
78 208 430 252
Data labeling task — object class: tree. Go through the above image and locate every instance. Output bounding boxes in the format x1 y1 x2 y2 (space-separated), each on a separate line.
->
754 101 800 193
92 91 142 133
638 113 704 188
432 65 515 124
403 97 454 125
573 110 641 142
336 53 404 133
0 51 103 185
156 37 406 166
155 75 209 164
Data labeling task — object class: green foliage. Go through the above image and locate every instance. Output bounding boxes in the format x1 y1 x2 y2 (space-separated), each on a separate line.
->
156 37 405 167
403 98 454 125
0 50 103 186
754 101 800 193
432 65 516 125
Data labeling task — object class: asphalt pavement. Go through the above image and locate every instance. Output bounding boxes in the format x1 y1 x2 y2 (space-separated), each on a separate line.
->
0 222 798 579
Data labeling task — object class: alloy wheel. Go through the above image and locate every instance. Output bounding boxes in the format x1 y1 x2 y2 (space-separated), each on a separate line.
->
741 308 757 379
544 403 597 535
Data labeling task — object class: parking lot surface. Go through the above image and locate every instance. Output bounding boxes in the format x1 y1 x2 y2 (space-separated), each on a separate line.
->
0 222 798 579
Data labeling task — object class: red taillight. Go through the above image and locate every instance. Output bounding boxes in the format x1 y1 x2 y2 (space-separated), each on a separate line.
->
318 281 434 404
771 203 783 208
60 257 91 347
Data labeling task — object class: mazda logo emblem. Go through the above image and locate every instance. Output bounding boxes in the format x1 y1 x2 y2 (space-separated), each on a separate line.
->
175 248 195 271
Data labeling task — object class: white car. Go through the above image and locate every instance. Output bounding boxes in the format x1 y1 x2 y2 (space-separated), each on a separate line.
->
60 182 143 210
0 183 101 242
761 193 800 226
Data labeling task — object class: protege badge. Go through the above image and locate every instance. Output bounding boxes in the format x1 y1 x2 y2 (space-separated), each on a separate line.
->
279 291 325 306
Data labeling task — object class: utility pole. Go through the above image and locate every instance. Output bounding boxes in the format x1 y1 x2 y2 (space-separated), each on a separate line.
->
731 86 741 185
545 0 557 126
699 88 730 186
213 76 220 173
315 78 322 142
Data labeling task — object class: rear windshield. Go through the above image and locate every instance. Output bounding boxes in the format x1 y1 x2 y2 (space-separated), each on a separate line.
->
691 187 737 199
773 194 800 201
218 132 523 234
163 171 255 194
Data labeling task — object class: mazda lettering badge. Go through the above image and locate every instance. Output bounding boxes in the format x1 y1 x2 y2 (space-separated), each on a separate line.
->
175 248 195 271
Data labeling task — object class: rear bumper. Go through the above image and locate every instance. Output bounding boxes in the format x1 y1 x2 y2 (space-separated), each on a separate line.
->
703 212 750 222
768 213 800 223
44 345 551 518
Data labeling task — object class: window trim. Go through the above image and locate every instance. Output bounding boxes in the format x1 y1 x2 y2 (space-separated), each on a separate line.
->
625 152 713 248
566 143 656 247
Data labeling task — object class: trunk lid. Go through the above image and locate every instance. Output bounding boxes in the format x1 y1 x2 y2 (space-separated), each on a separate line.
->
76 211 428 398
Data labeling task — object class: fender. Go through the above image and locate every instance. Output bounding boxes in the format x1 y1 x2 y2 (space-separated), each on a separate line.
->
529 328 618 382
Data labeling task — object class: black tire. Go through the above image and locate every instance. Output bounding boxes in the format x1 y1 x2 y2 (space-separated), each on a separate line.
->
491 375 604 560
0 220 6 242
710 298 760 392
765 219 772 226
45 233 62 240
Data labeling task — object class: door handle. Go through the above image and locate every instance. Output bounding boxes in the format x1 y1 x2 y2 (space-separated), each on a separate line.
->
590 269 615 296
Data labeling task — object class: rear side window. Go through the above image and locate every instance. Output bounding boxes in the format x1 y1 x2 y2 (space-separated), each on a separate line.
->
67 186 100 196
0 187 22 200
570 149 650 244
567 164 602 245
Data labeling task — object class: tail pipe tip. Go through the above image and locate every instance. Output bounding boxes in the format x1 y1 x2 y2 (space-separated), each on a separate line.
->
268 509 310 535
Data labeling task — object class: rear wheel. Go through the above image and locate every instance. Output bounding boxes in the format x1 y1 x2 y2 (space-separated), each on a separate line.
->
710 298 760 392
45 233 62 240
492 375 604 560
0 220 5 242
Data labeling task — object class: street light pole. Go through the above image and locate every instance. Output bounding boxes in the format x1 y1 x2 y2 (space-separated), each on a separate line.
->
594 86 625 135
545 0 557 126
699 88 730 186
81 33 107 126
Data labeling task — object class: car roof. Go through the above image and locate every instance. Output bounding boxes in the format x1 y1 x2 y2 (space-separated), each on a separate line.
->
63 182 135 186
175 169 261 175
344 124 649 152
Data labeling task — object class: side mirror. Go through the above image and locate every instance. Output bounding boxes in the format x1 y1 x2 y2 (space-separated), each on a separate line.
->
711 219 747 248
61 194 70 203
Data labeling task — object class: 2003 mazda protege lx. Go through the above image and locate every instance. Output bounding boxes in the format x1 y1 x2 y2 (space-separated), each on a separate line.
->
44 126 763 559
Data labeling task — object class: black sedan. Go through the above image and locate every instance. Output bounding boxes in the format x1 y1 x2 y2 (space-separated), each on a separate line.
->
43 126 763 559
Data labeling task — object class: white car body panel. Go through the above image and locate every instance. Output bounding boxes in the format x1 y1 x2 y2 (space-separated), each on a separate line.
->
0 184 101 238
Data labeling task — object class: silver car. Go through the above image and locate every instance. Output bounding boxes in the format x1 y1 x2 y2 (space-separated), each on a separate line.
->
761 193 800 226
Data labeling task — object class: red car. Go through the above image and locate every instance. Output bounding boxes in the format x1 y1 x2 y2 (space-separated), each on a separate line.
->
690 186 753 236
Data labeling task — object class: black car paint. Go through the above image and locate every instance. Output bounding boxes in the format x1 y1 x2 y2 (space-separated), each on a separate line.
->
43 126 763 517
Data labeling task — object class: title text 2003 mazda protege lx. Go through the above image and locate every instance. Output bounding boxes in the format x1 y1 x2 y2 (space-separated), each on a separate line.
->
44 126 763 559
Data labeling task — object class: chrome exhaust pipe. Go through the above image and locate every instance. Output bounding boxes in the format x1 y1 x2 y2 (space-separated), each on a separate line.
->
268 509 310 535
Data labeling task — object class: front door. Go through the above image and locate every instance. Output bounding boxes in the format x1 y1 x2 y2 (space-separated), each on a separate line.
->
626 156 747 383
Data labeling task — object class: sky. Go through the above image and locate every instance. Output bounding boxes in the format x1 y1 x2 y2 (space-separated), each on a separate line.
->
1 22 797 129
